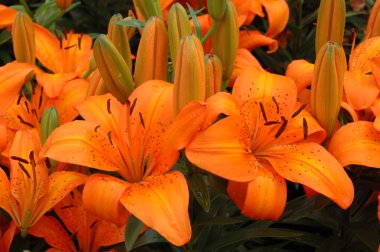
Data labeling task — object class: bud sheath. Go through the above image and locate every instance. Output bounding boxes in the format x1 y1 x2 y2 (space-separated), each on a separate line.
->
204 54 223 98
12 12 35 64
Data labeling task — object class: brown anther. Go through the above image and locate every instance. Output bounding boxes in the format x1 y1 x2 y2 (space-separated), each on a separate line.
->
107 131 113 145
259 102 267 122
59 37 63 49
61 205 74 210
130 98 137 115
272 96 280 114
291 104 306 118
62 27 68 40
32 109 38 119
17 94 22 105
29 151 36 168
107 99 111 114
18 162 31 179
17 115 34 128
64 44 76 50
38 88 44 109
24 101 30 114
11 156 29 164
275 119 288 138
303 118 308 140
264 121 281 126
94 125 101 132
78 33 84 50
139 112 145 129
90 220 99 229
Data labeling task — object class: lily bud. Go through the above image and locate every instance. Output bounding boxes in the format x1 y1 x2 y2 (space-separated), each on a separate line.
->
56 0 73 10
168 3 192 69
367 0 380 38
93 34 134 102
174 35 206 114
315 0 346 53
204 54 223 98
107 13 132 70
311 42 346 138
134 0 163 21
12 12 35 64
134 16 168 86
126 10 137 40
207 0 227 21
212 0 239 81
40 107 59 146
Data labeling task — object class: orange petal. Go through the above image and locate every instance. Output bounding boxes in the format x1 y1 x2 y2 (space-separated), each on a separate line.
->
120 171 191 246
228 163 287 220
49 78 89 124
41 120 124 171
76 93 123 134
285 60 314 94
349 36 380 73
233 66 297 120
0 221 17 252
35 70 78 98
0 62 34 114
329 121 380 168
34 24 62 73
186 115 258 182
0 124 7 151
33 171 86 225
341 101 359 122
82 174 129 226
229 48 264 86
260 0 289 38
231 0 251 26
0 5 17 29
92 220 125 248
239 30 279 53
0 168 18 224
62 32 93 74
370 56 380 88
28 216 76 251
344 70 379 110
264 143 354 209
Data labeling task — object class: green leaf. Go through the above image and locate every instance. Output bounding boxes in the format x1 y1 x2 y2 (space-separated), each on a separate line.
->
124 214 145 252
0 30 11 46
350 223 380 251
35 1 81 28
187 4 202 38
114 19 146 30
187 173 210 212
193 216 246 226
132 229 167 250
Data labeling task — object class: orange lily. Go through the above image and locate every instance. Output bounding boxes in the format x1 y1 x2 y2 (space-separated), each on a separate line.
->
0 128 86 237
34 24 92 98
53 189 125 252
0 221 18 252
0 5 17 30
186 66 354 220
42 80 208 246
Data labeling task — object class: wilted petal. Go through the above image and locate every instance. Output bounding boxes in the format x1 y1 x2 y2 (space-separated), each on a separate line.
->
329 121 380 168
239 30 278 53
120 171 191 246
228 163 287 220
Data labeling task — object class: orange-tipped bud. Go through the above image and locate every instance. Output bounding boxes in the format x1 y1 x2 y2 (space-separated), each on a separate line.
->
168 3 192 69
93 34 134 103
204 54 222 98
315 0 346 53
311 42 346 138
212 0 239 81
367 0 380 38
174 35 206 114
134 0 163 21
12 12 35 64
134 16 168 86
107 13 132 70
207 0 227 21
56 0 73 10
40 107 59 146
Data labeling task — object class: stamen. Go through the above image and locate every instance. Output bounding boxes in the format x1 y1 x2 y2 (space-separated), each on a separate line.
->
291 104 306 118
130 98 137 115
107 99 111 114
45 159 51 168
38 88 43 109
29 151 36 168
17 115 34 128
11 156 29 164
59 37 63 49
17 94 22 105
264 121 281 126
275 119 288 138
18 163 31 179
78 33 84 50
259 102 267 122
303 118 308 140
32 109 38 119
94 125 101 132
62 27 68 40
61 205 74 210
24 101 30 114
139 112 145 128
107 131 113 145
64 44 76 50
90 220 98 229
272 96 280 114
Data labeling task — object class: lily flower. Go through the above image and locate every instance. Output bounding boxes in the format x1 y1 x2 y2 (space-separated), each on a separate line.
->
41 80 208 246
0 5 17 30
0 129 86 237
186 66 354 220
33 24 92 98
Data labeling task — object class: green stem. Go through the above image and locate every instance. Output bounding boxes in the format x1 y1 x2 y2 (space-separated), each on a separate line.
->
82 68 95 79
201 21 219 44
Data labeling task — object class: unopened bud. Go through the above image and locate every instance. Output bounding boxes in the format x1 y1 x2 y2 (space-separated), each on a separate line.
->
12 12 35 64
107 13 132 70
174 35 206 114
212 0 239 81
311 42 346 138
207 0 227 21
134 16 168 86
367 0 380 38
93 34 134 103
168 3 192 68
134 0 163 21
315 0 346 53
204 54 222 98
40 107 59 145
